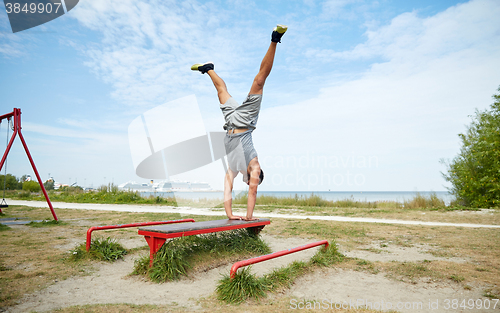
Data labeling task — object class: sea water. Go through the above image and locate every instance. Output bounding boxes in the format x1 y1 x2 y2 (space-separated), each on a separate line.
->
140 190 453 204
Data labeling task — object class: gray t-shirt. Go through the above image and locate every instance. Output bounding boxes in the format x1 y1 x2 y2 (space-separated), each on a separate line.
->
224 130 258 182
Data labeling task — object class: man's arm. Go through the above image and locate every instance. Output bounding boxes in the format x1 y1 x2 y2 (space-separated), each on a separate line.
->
245 159 261 221
224 169 243 220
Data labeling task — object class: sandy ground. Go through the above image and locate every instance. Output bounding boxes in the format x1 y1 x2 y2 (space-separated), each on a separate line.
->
6 234 323 313
4 200 500 312
5 233 495 313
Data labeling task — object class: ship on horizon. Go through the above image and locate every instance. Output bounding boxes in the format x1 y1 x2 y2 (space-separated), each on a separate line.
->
118 180 214 192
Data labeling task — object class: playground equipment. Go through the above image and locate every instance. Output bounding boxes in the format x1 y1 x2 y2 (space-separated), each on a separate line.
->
0 108 58 220
138 218 270 266
86 219 195 251
230 240 329 279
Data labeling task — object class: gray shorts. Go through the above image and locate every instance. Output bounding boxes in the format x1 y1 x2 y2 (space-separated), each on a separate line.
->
224 130 257 183
220 94 262 131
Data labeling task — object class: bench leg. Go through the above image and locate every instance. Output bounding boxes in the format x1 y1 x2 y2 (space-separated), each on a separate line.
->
248 225 265 235
143 236 166 267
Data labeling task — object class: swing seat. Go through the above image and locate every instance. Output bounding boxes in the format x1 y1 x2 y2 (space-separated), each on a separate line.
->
0 204 7 208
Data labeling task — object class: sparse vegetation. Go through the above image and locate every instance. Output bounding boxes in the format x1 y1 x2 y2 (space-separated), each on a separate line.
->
6 182 477 212
0 205 498 311
132 229 271 283
70 237 128 262
27 219 64 227
216 241 344 304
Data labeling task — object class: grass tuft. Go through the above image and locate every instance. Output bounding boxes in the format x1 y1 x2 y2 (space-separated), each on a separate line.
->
261 261 308 291
403 192 445 209
449 274 465 283
70 237 127 262
216 240 345 304
148 237 193 282
216 267 267 304
310 242 344 266
483 288 500 299
133 229 271 283
0 223 11 231
27 219 65 227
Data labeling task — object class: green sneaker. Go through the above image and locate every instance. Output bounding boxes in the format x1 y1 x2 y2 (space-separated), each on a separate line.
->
271 24 288 43
191 62 214 74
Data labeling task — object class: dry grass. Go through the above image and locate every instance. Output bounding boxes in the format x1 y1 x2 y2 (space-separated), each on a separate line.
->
0 205 216 309
52 300 380 313
0 204 499 312
247 204 500 225
264 219 500 297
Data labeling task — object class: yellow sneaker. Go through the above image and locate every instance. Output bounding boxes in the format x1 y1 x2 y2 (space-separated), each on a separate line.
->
191 62 214 74
271 24 288 43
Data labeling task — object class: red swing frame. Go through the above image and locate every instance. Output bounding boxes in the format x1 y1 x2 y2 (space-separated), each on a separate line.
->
0 108 58 220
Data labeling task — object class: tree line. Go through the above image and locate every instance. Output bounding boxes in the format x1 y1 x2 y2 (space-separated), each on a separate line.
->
0 174 54 192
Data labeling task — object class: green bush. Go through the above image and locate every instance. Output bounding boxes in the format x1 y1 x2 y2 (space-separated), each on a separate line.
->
43 180 54 190
442 86 500 207
0 174 21 190
17 190 32 199
22 180 41 193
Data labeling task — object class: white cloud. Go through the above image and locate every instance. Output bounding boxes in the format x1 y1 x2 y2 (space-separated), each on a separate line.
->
26 0 498 191
309 0 500 62
68 0 261 107
255 0 500 191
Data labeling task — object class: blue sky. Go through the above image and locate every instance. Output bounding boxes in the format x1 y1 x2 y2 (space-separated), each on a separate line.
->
1 0 499 192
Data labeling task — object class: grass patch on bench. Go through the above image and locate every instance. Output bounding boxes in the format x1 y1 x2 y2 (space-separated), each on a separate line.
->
132 229 271 283
216 241 344 304
70 237 128 262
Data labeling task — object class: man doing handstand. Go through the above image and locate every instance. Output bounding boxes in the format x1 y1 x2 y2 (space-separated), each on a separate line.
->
191 24 287 221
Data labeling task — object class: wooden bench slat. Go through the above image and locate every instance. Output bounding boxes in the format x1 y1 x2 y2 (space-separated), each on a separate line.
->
138 218 270 234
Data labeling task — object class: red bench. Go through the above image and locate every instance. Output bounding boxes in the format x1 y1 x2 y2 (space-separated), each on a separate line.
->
138 218 270 266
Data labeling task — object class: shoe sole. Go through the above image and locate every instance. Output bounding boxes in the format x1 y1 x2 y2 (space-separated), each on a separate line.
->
191 62 213 71
275 24 288 34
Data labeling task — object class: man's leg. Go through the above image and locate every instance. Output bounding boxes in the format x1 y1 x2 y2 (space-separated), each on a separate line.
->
191 62 231 105
224 168 244 220
207 70 231 105
249 42 277 95
249 25 287 95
